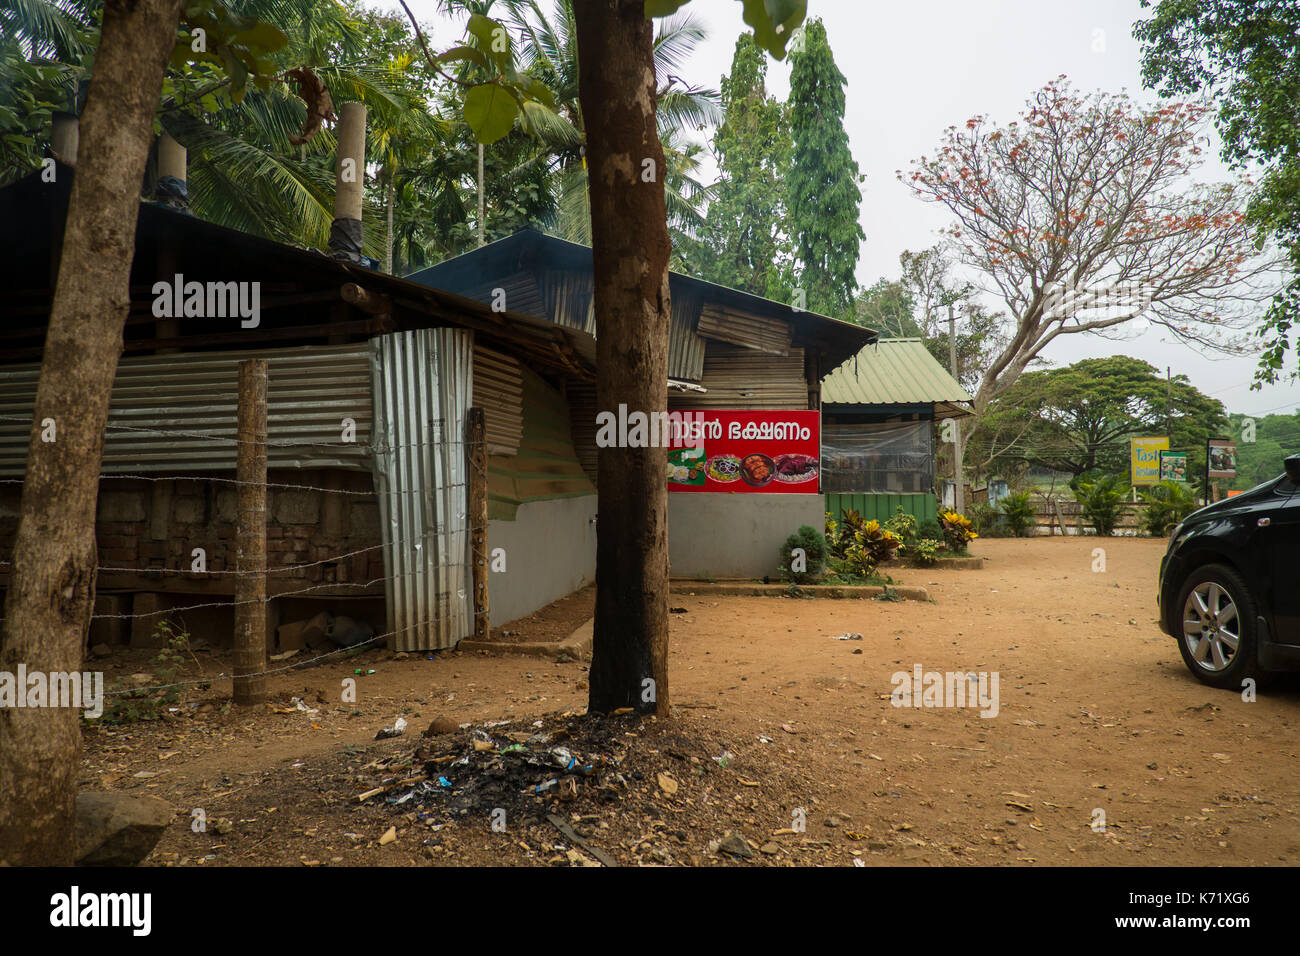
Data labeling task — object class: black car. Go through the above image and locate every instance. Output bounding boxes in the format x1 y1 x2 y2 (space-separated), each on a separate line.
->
1158 454 1300 688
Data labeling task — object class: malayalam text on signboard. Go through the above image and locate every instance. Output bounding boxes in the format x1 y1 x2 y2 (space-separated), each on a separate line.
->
666 409 821 493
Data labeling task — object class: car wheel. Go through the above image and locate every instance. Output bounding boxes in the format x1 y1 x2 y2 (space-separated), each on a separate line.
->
1174 563 1261 690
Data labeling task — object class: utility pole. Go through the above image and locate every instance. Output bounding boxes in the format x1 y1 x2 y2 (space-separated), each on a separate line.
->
948 301 964 514
1170 366 1180 437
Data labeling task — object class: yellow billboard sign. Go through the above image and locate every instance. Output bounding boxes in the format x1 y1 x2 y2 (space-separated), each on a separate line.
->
1130 436 1169 486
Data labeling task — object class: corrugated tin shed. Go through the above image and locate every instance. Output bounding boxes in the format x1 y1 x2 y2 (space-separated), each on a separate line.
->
405 229 874 379
822 338 974 418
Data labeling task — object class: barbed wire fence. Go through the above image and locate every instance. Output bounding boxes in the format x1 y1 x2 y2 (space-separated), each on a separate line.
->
0 408 497 702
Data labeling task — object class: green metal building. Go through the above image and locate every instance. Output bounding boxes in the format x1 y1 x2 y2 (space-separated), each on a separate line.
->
820 338 973 525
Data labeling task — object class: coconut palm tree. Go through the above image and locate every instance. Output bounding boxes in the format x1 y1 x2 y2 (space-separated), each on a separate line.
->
500 0 719 245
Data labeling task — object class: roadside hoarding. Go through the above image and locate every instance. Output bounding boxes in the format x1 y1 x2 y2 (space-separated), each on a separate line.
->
666 409 821 493
1158 450 1188 482
1207 437 1237 480
1130 436 1169 486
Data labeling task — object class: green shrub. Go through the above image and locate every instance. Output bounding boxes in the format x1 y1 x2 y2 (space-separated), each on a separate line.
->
99 621 200 725
1141 480 1199 536
1073 474 1128 536
824 511 841 556
779 525 828 583
910 538 943 566
938 510 979 552
840 519 903 577
1000 491 1037 537
917 517 942 541
882 506 919 545
968 502 1002 537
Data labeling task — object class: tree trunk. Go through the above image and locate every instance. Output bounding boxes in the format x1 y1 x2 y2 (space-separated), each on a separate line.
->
385 177 395 273
574 0 671 716
477 142 485 247
0 0 182 866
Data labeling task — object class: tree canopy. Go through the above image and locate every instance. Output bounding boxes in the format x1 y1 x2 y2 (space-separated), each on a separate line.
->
1134 0 1300 385
787 17 863 319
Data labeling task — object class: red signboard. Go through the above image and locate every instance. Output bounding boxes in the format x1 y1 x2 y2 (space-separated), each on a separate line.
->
666 409 821 493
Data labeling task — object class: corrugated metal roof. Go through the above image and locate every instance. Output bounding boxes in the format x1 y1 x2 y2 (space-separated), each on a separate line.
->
822 339 973 409
406 229 875 376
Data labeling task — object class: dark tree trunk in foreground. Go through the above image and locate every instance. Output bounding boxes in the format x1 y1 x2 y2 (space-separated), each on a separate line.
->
0 0 182 865
574 0 671 716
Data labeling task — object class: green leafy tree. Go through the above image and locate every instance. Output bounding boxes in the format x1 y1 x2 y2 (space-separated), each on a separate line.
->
1134 0 1300 384
699 33 792 298
968 356 1229 480
786 16 862 318
1228 410 1300 489
501 0 717 246
854 279 918 336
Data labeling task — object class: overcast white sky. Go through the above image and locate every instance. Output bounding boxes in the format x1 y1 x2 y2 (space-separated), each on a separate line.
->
389 0 1298 418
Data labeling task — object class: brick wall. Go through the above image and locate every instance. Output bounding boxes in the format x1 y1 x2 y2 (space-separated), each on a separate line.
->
0 469 386 647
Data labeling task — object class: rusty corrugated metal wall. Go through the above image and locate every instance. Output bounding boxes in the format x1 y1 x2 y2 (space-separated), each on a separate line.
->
0 344 372 475
669 343 807 409
370 328 474 651
472 345 523 456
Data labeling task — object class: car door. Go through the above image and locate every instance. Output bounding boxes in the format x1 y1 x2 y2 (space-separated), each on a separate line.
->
1258 475 1300 642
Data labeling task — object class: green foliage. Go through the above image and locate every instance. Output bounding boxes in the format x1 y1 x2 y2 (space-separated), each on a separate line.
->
1141 480 1200 536
938 510 978 552
779 524 827 584
1227 410 1300 490
854 278 920 336
99 622 202 725
840 519 902 577
967 502 1002 537
698 33 794 299
970 355 1229 480
882 506 918 545
909 538 942 567
1135 0 1300 383
917 517 942 542
823 510 840 555
786 17 863 319
645 0 807 60
1073 474 1128 536
1000 491 1036 537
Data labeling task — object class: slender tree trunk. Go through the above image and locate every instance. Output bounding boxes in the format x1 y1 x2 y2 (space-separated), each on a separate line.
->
574 0 671 716
385 178 395 273
0 0 182 866
477 142 485 247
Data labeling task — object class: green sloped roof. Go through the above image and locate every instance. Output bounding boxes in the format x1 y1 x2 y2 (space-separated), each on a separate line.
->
822 338 973 413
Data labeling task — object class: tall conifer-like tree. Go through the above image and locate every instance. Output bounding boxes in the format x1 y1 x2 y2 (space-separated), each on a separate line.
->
787 17 863 318
701 34 792 298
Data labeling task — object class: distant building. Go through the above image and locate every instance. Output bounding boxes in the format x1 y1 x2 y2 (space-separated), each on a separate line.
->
820 338 974 525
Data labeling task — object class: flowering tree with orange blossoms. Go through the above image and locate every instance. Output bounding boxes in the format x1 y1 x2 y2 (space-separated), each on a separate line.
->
901 79 1281 453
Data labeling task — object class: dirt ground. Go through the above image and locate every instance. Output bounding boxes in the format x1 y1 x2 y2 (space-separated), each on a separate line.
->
80 536 1300 866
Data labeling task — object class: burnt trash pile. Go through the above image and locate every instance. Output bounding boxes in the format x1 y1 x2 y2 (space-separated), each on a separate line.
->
372 713 640 821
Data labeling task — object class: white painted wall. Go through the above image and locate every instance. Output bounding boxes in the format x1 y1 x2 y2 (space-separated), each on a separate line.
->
487 494 597 626
668 493 825 579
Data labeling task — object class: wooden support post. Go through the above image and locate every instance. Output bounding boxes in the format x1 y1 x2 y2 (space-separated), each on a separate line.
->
467 406 489 642
233 359 268 706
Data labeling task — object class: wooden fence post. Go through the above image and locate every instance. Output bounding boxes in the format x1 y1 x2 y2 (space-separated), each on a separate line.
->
233 358 267 706
467 407 489 642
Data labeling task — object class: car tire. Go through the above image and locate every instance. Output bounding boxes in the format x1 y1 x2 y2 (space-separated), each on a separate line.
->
1174 563 1262 690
